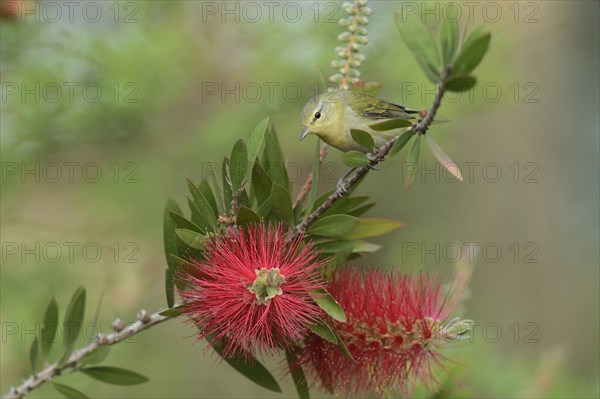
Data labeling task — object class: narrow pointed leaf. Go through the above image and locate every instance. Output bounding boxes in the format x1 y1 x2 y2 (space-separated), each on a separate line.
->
321 196 369 217
439 7 459 67
30 337 39 372
347 203 375 217
446 76 477 92
81 346 111 365
41 297 59 359
350 129 375 151
63 287 86 348
395 11 440 82
175 229 206 250
52 382 90 399
159 304 186 317
370 118 413 131
81 366 148 385
207 161 224 214
454 32 491 75
391 130 416 155
210 335 282 392
257 197 272 219
236 206 261 226
168 210 202 233
199 180 219 217
245 117 269 182
426 134 463 181
339 218 405 239
305 139 322 216
307 320 337 344
307 215 359 237
286 351 310 399
270 183 294 226
310 289 346 322
404 135 421 189
262 128 289 191
187 179 217 232
315 240 381 254
341 151 369 168
332 329 354 361
230 139 249 191
222 157 233 213
251 162 273 205
164 198 182 266
165 268 175 308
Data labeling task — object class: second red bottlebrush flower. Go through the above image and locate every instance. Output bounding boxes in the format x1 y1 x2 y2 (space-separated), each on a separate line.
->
297 267 470 398
177 224 328 358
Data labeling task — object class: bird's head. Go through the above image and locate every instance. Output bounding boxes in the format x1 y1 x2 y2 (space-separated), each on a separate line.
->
300 91 344 141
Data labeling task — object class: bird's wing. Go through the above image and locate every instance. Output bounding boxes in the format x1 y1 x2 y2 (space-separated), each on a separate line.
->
347 91 419 120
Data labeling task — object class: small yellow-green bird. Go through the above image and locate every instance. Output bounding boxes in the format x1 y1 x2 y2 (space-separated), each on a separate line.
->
300 90 419 153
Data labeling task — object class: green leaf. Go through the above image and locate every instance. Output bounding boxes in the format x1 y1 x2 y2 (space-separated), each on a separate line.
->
210 335 282 392
81 366 148 385
461 24 485 52
207 162 224 215
341 151 369 168
446 75 477 92
262 127 289 191
52 382 90 399
454 32 491 75
426 134 463 181
404 135 421 189
350 129 375 151
391 130 416 155
175 229 206 250
439 7 459 67
168 210 203 233
286 351 310 399
370 118 413 131
339 218 405 239
63 287 86 348
307 215 359 237
230 139 249 191
395 11 440 82
315 240 381 254
199 180 219 217
251 162 273 205
307 320 337 344
187 179 217 233
159 304 186 317
165 268 175 308
332 329 354 361
322 196 369 217
236 206 261 226
270 183 294 226
163 198 182 268
81 346 111 365
41 297 59 360
347 203 375 217
245 117 269 183
305 139 322 217
222 157 233 213
257 197 272 219
310 289 346 322
30 336 39 372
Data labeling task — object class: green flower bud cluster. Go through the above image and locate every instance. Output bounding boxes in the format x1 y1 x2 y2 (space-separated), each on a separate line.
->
330 0 371 90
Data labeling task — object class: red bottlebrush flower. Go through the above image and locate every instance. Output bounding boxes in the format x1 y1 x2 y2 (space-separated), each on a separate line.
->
177 224 328 358
297 267 466 398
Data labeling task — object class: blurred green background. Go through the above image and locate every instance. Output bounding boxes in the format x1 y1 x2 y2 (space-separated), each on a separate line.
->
1 1 598 398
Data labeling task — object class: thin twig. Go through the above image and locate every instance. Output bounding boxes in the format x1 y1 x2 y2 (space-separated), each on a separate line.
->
4 308 179 399
293 143 329 208
293 68 451 237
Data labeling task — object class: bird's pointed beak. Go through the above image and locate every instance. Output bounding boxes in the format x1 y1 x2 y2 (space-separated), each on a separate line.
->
300 127 310 141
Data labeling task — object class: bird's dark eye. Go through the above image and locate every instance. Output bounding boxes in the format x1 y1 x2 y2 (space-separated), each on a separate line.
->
314 112 321 119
